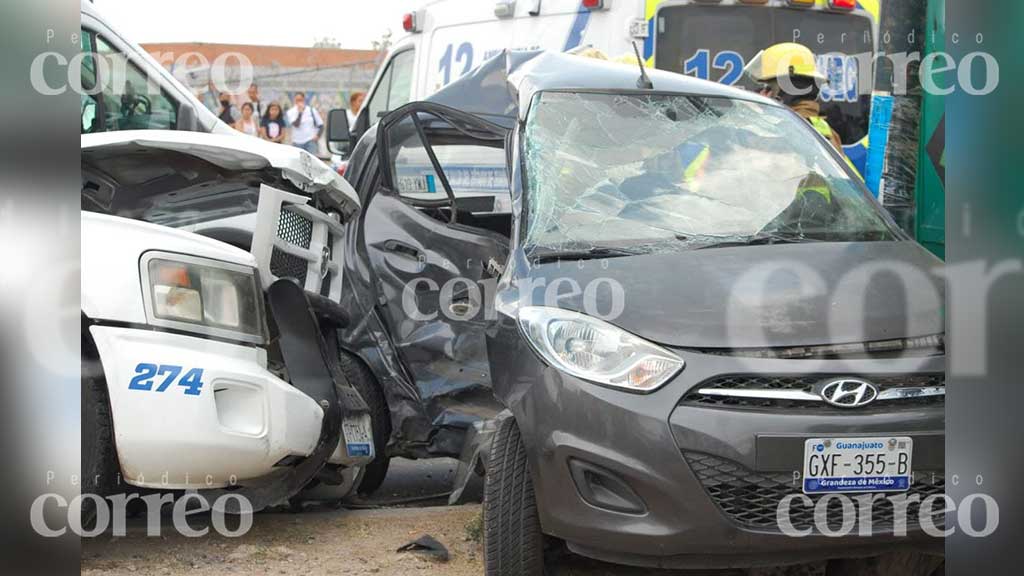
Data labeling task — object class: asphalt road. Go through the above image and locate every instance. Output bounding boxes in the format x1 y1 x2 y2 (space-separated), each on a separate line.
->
363 457 465 506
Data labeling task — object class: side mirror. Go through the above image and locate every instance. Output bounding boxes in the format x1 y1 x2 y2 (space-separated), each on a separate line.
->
327 109 351 156
176 103 199 132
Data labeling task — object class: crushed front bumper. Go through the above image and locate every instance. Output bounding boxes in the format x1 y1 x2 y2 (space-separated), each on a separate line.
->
90 324 325 489
498 343 945 569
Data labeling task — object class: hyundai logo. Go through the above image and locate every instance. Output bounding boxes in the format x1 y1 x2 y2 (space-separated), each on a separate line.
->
818 378 878 408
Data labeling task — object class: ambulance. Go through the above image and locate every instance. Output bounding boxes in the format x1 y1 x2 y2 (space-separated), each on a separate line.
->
348 0 881 171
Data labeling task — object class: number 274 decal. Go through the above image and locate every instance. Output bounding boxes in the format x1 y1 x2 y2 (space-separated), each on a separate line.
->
129 364 205 396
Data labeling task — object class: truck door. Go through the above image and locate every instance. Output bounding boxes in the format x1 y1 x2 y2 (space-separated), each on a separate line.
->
81 2 224 133
354 48 417 143
361 102 511 426
78 28 181 133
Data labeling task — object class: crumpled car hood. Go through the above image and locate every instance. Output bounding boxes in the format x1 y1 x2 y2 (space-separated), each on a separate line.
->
81 130 359 212
518 241 945 349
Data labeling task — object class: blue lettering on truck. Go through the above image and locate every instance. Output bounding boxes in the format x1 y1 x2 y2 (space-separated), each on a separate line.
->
439 42 475 86
680 50 859 101
129 363 205 396
562 3 593 52
684 49 744 85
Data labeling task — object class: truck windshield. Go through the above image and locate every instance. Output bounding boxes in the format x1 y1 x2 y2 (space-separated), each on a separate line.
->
655 5 873 145
521 92 896 254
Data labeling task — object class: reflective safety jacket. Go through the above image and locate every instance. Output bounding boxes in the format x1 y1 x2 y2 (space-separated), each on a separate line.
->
791 101 862 179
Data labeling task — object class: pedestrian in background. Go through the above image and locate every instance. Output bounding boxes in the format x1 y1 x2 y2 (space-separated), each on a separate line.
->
216 91 239 125
347 91 365 127
234 102 259 137
286 92 323 155
260 102 286 143
244 83 264 119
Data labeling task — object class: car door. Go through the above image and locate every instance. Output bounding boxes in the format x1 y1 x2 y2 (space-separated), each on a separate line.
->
362 102 511 422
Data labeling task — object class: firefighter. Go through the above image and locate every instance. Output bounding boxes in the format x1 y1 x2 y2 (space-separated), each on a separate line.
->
744 42 859 230
746 44 847 153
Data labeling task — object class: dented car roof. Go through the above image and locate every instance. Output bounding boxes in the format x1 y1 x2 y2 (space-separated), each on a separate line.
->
425 49 780 128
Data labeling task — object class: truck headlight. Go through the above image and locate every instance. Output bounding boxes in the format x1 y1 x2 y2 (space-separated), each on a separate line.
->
518 306 684 393
141 252 265 344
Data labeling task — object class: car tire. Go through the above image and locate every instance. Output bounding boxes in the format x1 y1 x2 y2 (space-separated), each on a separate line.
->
336 349 391 496
484 417 545 576
81 343 120 526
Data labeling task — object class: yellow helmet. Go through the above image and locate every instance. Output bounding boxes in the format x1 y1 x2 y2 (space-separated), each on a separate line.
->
568 46 609 61
613 52 645 67
745 43 825 82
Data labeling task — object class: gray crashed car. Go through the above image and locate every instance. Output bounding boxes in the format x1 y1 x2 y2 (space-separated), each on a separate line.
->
331 51 945 572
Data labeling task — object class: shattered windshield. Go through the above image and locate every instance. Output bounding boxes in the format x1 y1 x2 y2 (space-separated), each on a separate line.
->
521 92 896 255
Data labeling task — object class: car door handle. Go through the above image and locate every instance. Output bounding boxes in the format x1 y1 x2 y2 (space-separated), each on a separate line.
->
382 240 423 261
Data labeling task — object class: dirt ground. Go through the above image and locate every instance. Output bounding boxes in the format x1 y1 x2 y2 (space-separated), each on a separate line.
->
79 459 941 576
81 505 487 576
81 504 751 576
80 502 942 576
79 503 781 576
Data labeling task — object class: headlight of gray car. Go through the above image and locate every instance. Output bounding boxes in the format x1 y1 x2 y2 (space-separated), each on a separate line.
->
140 252 265 344
518 306 684 393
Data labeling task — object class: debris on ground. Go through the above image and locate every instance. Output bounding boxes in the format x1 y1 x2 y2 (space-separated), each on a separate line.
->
82 505 482 576
396 534 450 563
79 460 926 576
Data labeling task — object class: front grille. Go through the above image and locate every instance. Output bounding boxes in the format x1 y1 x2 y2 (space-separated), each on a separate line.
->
683 452 945 534
271 208 313 285
270 247 308 285
277 208 313 249
683 374 945 410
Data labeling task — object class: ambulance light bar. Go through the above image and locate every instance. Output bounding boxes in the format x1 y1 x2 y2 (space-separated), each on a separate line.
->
829 0 857 10
402 12 422 33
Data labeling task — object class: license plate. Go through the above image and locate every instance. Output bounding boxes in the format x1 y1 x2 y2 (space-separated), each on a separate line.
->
802 437 912 494
342 415 374 459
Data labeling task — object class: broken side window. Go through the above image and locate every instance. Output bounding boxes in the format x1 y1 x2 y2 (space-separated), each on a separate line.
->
383 108 510 219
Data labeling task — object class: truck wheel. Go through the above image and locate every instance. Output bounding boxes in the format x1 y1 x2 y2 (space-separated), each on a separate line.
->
484 417 545 576
81 347 120 526
336 349 391 495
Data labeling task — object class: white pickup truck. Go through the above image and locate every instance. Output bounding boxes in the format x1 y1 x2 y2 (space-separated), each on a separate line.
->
77 0 389 520
81 130 370 517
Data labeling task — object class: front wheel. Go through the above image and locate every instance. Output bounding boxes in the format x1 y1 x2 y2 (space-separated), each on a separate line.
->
336 349 391 495
484 417 545 576
81 346 121 526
